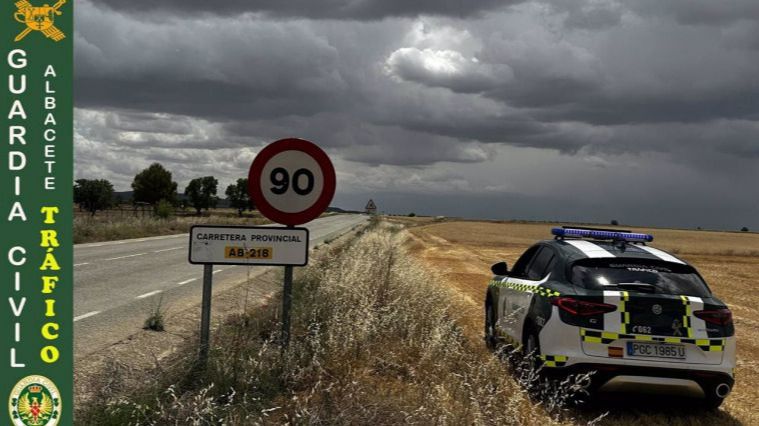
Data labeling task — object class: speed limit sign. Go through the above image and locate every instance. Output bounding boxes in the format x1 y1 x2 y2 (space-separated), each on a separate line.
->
248 138 336 226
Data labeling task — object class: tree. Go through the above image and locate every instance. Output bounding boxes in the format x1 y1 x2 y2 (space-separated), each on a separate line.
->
225 178 254 216
74 179 115 216
131 163 178 206
610 219 619 226
741 227 749 232
185 176 219 215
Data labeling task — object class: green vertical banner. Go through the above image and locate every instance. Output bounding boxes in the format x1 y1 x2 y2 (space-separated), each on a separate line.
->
2 1 73 425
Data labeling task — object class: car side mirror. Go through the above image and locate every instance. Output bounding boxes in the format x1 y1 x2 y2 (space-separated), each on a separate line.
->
491 261 509 276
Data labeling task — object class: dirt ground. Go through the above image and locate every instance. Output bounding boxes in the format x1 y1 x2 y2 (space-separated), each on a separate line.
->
407 220 759 425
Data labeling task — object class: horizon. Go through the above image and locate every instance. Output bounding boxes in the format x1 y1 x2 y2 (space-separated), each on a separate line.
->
74 1 759 231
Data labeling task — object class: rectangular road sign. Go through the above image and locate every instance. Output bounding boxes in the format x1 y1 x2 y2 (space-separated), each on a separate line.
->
189 225 309 266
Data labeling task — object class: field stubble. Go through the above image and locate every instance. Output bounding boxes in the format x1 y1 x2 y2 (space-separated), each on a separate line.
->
408 220 759 425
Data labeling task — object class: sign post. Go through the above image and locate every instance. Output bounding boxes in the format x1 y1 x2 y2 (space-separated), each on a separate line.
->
186 138 335 364
247 138 336 347
189 225 310 365
199 264 213 366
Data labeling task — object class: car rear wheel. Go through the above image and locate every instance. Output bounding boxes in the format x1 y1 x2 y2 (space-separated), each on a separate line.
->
484 300 497 350
523 329 542 370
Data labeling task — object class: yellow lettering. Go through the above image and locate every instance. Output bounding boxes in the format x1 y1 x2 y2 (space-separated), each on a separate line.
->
40 346 59 363
44 299 55 317
41 206 59 224
39 248 60 271
41 276 58 294
40 230 59 248
41 322 59 340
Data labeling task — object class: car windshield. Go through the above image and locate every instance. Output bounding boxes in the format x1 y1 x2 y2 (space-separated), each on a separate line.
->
570 259 711 297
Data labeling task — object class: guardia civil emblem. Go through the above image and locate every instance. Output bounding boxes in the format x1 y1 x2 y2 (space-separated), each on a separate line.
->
8 375 61 426
13 0 67 42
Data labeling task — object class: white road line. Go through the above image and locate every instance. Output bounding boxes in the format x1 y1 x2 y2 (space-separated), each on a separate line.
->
104 252 148 261
136 290 162 299
153 246 183 253
177 278 197 286
73 262 90 267
75 233 189 248
213 269 225 274
74 311 101 322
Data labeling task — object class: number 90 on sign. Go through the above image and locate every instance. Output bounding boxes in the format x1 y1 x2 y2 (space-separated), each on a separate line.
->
248 138 336 226
260 150 324 214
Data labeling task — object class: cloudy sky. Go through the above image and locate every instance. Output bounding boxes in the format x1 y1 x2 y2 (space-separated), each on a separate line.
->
74 0 759 230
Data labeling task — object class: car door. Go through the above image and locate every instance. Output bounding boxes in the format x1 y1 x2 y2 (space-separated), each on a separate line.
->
498 245 541 340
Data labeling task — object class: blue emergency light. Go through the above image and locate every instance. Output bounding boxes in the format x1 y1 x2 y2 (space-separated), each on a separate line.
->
551 227 653 243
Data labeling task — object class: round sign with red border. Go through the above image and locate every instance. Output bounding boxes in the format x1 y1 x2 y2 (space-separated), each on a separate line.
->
248 138 336 226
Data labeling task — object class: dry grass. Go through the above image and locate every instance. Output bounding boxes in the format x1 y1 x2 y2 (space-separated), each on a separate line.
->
409 220 759 425
76 223 597 425
73 213 269 244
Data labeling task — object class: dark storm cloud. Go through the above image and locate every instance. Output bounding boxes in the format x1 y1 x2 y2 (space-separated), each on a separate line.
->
74 0 759 229
627 0 759 26
92 0 518 20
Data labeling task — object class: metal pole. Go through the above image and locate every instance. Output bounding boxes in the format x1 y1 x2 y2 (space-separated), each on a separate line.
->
281 224 295 348
199 264 213 366
282 265 293 348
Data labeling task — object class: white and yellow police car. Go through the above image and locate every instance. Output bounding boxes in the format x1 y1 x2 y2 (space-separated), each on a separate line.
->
484 227 736 408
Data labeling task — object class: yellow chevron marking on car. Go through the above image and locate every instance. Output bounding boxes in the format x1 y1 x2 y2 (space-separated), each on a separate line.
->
539 354 568 367
580 328 725 351
496 329 522 349
619 291 630 334
487 280 560 298
680 295 694 338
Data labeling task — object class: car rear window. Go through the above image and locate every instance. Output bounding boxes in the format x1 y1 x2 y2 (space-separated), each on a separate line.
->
570 258 711 297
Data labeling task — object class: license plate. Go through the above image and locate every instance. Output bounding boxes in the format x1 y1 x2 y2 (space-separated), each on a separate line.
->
627 342 685 359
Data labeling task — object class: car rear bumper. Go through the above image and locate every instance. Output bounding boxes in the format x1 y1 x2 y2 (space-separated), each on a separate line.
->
543 363 734 399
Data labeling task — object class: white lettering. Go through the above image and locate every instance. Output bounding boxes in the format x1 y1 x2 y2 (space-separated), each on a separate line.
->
8 74 25 94
8 202 27 221
8 246 26 266
9 151 26 170
9 125 26 145
8 100 27 119
7 49 27 69
9 297 26 317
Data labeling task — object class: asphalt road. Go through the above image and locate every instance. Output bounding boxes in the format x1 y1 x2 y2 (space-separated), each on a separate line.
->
73 214 367 358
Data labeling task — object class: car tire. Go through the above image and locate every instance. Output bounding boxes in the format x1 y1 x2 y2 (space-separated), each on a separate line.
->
523 328 542 370
484 300 498 351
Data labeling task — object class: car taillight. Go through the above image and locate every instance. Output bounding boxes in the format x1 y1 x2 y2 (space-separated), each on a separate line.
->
550 297 617 316
694 308 733 326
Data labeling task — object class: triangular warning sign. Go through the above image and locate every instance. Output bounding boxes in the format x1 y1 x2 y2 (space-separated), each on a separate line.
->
365 199 376 210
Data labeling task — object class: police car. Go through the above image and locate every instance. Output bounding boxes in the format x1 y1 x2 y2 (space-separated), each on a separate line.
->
484 227 736 408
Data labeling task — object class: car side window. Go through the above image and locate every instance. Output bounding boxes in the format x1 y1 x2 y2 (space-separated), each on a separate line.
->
526 247 555 281
510 246 540 278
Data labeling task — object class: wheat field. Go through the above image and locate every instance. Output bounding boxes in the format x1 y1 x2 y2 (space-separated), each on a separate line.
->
407 220 759 425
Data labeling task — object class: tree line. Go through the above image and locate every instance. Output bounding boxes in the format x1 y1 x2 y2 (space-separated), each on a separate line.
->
74 162 254 217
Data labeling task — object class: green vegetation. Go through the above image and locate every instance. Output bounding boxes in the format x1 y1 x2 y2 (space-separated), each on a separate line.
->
154 199 173 219
73 179 115 216
225 178 254 217
143 297 166 332
131 163 178 206
184 176 219 215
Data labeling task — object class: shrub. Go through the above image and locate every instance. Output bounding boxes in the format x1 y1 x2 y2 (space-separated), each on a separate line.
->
741 227 749 232
155 199 173 219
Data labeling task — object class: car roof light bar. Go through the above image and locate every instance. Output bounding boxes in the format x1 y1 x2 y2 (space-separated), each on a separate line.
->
552 227 654 242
